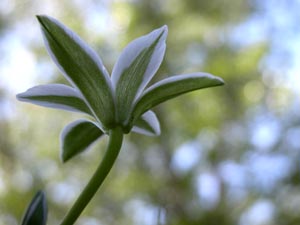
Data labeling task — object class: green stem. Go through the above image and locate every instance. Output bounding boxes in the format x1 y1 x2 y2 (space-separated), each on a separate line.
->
60 127 123 225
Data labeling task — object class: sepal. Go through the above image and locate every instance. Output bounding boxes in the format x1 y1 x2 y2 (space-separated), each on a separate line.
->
132 111 160 136
60 119 104 162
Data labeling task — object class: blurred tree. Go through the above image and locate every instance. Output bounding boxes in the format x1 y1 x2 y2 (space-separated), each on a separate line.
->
0 0 299 225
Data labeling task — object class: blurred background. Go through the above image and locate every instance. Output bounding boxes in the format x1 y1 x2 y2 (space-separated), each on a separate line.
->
0 0 299 224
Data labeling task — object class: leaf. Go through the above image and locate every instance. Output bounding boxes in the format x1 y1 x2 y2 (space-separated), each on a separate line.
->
36 15 115 129
111 25 168 125
132 111 160 136
21 191 47 225
16 84 92 115
133 73 224 119
60 119 104 162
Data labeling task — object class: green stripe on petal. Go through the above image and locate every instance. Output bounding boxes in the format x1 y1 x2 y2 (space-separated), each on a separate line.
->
132 111 160 136
112 25 167 126
17 84 92 115
133 73 224 120
60 119 104 163
37 15 115 130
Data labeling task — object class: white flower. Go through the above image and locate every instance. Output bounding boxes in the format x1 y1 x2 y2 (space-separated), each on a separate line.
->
17 15 224 162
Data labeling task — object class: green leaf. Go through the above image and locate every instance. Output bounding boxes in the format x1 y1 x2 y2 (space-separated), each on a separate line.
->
111 25 167 126
133 73 224 119
17 84 92 115
36 15 115 130
132 111 160 136
60 119 104 162
21 191 47 225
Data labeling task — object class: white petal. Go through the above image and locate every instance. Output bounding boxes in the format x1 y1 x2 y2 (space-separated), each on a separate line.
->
111 25 168 95
17 84 92 114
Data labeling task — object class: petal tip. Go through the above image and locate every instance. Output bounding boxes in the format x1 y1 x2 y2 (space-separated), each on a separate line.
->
16 91 30 102
60 153 68 163
161 24 168 32
36 14 47 23
159 25 168 39
202 73 225 85
16 93 23 100
215 76 225 85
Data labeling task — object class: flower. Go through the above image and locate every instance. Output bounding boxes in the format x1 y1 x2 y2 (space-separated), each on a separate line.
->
17 15 224 162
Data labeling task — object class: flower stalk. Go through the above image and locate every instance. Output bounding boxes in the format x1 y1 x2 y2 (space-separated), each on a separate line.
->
60 127 123 225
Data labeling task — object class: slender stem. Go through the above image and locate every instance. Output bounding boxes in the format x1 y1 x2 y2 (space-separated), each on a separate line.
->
60 127 123 225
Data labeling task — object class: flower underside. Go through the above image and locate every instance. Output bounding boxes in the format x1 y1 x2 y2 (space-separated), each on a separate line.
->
17 15 224 163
